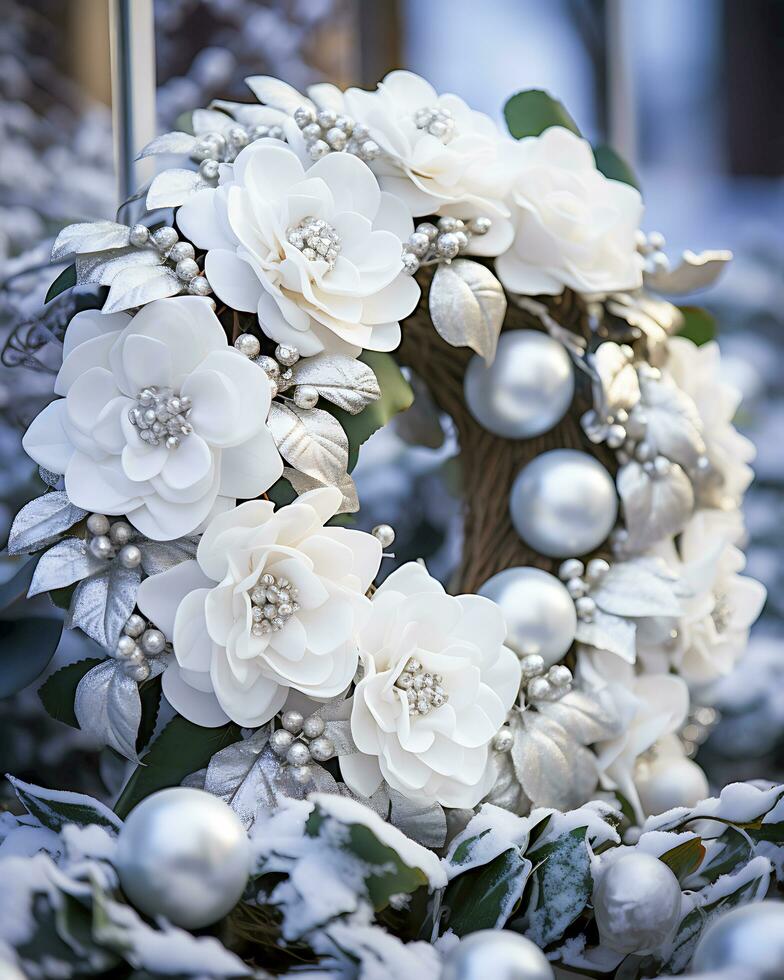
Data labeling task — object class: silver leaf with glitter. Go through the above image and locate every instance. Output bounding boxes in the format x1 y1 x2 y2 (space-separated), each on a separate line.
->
7 492 87 557
65 563 142 650
429 259 507 364
268 401 349 484
289 352 381 415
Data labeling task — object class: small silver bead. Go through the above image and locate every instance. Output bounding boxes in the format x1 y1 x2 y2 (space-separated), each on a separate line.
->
576 596 597 620
286 741 311 767
493 727 514 752
316 108 337 129
302 715 325 739
302 122 322 141
309 736 334 762
436 232 461 258
416 222 439 241
188 276 212 296
586 558 610 583
86 513 110 536
115 635 138 659
406 232 430 257
281 710 304 734
294 385 319 410
401 252 420 274
151 226 178 252
256 355 280 380
275 344 300 367
566 577 586 599
176 258 199 282
606 424 627 449
527 676 552 701
558 559 584 581
234 333 261 359
109 521 134 546
294 105 316 129
467 216 492 235
118 544 142 569
270 729 294 756
168 241 195 263
520 653 545 678
290 764 312 785
129 224 150 247
360 139 380 160
309 139 330 160
325 127 347 150
89 534 113 560
140 628 166 655
547 664 572 689
124 613 146 638
198 158 220 182
371 524 395 549
654 455 671 476
125 661 151 682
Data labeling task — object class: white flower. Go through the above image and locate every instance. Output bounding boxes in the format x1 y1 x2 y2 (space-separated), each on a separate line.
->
135 488 381 728
665 337 755 507
22 298 281 540
176 141 419 356
341 562 521 808
496 127 644 296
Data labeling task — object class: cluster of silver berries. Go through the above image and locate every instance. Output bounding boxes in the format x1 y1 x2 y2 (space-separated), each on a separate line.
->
235 337 310 404
249 572 300 636
109 612 167 683
400 216 491 275
270 709 335 784
520 653 573 704
394 657 448 716
636 229 670 277
85 513 142 570
293 104 380 163
128 387 193 449
127 224 211 297
413 105 456 143
286 216 342 270
189 123 284 172
558 557 610 623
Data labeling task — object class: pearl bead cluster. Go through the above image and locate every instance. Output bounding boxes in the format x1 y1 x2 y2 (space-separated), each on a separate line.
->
128 224 212 297
190 123 285 173
249 572 300 636
110 612 167 683
394 658 449 716
636 229 670 277
400 216 491 275
270 709 336 784
293 104 380 163
520 654 573 704
128 386 193 449
558 557 610 623
413 105 457 143
286 216 342 271
86 513 142 570
235 337 313 405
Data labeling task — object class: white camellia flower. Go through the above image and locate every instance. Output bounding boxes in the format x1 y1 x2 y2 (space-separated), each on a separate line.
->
496 126 644 296
135 487 381 728
341 562 522 808
176 141 419 356
22 297 281 540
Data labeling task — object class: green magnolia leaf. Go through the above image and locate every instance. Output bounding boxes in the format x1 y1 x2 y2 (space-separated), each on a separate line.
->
659 837 706 882
593 144 641 190
0 617 63 698
326 351 413 470
677 306 716 346
524 827 591 947
114 715 242 818
7 774 122 833
45 263 77 303
696 827 753 884
39 657 103 727
504 90 580 140
135 674 163 755
444 848 532 936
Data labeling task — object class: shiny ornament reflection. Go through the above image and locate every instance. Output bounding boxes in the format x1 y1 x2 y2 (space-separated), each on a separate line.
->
440 930 554 980
636 755 709 816
464 330 574 439
479 567 576 666
692 901 784 978
510 450 618 558
115 787 250 929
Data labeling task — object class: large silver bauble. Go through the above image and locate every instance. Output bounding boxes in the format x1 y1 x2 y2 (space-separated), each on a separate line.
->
464 330 574 439
509 450 618 558
479 567 576 666
692 901 784 977
637 755 709 817
115 787 250 929
440 930 554 980
593 852 682 955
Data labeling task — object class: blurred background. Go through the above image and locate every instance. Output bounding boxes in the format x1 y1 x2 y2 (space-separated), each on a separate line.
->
1 0 782 803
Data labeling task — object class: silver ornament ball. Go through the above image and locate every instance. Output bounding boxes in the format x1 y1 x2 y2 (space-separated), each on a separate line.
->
636 755 709 817
440 930 554 980
478 567 576 667
115 787 250 929
509 450 618 558
692 901 784 978
464 330 574 440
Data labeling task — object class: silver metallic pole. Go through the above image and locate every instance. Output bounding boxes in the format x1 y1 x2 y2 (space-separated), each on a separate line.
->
109 0 157 210
606 0 637 166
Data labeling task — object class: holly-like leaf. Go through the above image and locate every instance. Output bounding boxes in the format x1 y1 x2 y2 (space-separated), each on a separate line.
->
429 259 506 363
75 246 162 286
575 608 637 662
7 774 122 833
8 492 87 556
504 90 581 140
38 657 103 727
44 264 76 303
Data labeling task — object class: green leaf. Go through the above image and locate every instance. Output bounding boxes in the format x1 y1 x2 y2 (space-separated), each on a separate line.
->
593 144 640 190
0 556 37 611
0 617 63 698
525 827 591 947
444 848 532 936
45 264 77 303
696 827 753 884
38 657 103 727
265 477 297 509
50 582 78 611
677 306 716 346
504 90 580 140
7 774 122 833
325 351 413 471
114 715 242 818
659 837 706 882
135 674 162 755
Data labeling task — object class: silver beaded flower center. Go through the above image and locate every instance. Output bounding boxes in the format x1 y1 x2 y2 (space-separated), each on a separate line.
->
394 657 448 716
129 386 193 450
413 105 456 143
286 216 342 271
250 572 300 636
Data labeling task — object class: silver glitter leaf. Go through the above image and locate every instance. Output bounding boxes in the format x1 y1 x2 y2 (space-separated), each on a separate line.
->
282 466 359 514
103 264 182 314
535 690 621 744
76 246 163 286
429 259 507 364
575 609 637 663
244 75 314 113
633 374 705 471
65 563 142 650
592 557 685 619
591 342 640 418
39 467 61 488
8 492 87 556
52 221 131 262
138 131 198 159
146 168 204 209
268 401 349 484
363 785 447 848
290 353 381 415
27 538 103 596
137 537 199 576
645 249 733 295
617 460 694 553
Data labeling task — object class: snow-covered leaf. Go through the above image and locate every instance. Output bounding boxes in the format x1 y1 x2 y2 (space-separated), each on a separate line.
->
8 492 87 556
290 352 381 414
7 775 122 833
524 827 592 947
65 563 142 650
138 131 198 159
429 259 507 363
361 785 447 849
137 538 198 576
635 373 705 470
52 221 131 261
103 264 182 314
575 609 637 662
76 245 162 286
146 168 204 209
618 460 694 553
282 466 358 514
592 557 685 618
27 538 103 596
645 249 733 295
268 401 349 484
444 847 533 935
